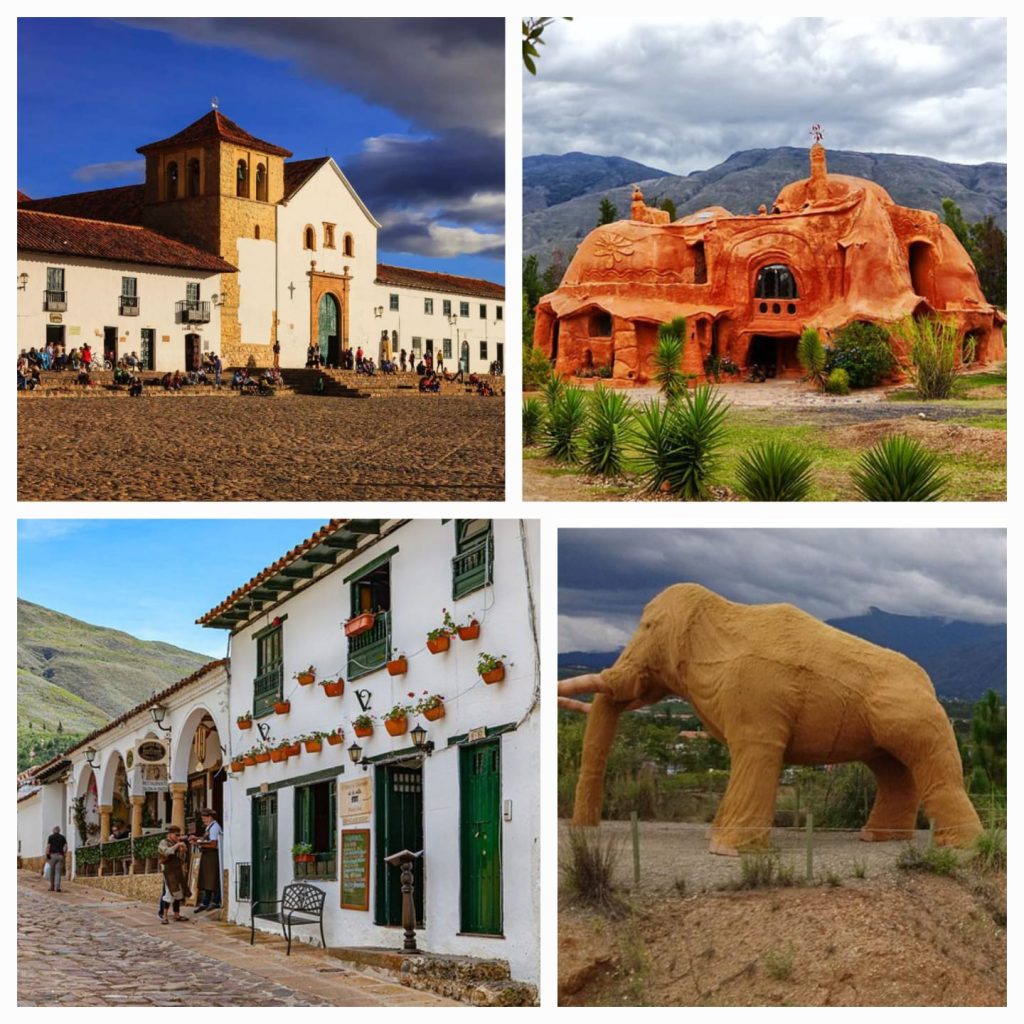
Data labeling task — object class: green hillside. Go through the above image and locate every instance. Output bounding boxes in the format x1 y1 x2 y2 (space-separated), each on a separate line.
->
17 599 210 770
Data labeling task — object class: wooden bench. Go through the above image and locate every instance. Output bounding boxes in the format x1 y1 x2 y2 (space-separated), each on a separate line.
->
250 881 326 955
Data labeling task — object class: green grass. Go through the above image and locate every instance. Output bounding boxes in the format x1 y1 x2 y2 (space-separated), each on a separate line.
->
887 366 1006 404
947 414 1007 430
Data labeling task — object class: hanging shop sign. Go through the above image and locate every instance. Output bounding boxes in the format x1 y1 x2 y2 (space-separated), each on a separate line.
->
339 777 372 824
341 829 370 911
134 738 170 766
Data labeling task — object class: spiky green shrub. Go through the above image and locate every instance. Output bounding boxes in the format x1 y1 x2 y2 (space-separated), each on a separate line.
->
797 327 826 388
896 314 964 399
851 434 948 501
824 368 850 395
896 844 960 876
543 385 587 462
540 373 565 407
522 397 544 446
561 827 625 915
580 386 630 477
654 324 687 401
631 385 729 498
734 441 814 501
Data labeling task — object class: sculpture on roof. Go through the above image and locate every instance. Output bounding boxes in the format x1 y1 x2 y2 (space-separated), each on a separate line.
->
559 584 983 854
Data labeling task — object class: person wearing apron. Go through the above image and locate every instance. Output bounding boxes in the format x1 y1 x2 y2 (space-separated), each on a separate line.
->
191 809 222 912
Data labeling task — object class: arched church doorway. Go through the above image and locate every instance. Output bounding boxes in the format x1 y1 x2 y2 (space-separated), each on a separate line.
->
318 293 341 367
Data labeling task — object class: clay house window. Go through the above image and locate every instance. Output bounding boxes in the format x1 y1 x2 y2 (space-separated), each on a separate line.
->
344 233 354 257
323 223 336 248
588 312 613 337
754 264 798 300
187 159 200 197
236 159 249 198
255 163 267 202
166 162 178 200
693 242 707 284
304 226 316 250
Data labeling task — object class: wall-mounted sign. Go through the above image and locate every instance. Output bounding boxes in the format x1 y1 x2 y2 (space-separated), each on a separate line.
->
141 777 169 793
355 689 372 712
69 326 81 336
467 726 487 743
48 313 63 324
341 829 370 911
162 335 170 343
339 777 372 824
135 739 169 766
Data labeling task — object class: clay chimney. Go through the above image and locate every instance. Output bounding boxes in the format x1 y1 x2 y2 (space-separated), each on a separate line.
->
808 142 828 201
631 185 646 221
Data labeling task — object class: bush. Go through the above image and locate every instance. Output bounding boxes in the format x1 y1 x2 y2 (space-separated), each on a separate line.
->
824 368 850 395
727 852 798 889
762 945 795 981
851 434 948 501
561 827 626 915
797 327 826 387
970 827 1007 873
654 322 687 401
896 844 960 876
631 386 729 498
522 397 544 446
895 314 964 399
825 321 896 388
523 343 552 390
734 441 814 502
581 386 630 477
543 385 587 462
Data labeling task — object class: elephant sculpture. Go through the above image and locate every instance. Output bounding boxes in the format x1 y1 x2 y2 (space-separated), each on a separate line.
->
560 584 982 854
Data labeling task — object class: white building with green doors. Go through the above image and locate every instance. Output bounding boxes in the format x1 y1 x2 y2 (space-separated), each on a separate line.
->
199 519 540 984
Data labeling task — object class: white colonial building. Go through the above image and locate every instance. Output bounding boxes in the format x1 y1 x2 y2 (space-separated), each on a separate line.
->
17 109 503 373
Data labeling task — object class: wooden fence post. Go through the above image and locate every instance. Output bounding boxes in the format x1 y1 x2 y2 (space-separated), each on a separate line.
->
805 811 814 882
630 811 640 887
927 819 935 849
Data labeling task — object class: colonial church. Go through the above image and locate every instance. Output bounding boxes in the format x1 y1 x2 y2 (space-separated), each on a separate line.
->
17 109 504 373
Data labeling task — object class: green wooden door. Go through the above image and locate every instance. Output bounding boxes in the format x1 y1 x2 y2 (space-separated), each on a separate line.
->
252 793 277 908
460 740 502 934
374 764 424 927
318 293 339 365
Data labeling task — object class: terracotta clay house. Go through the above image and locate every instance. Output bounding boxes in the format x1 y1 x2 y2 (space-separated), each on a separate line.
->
533 143 1005 383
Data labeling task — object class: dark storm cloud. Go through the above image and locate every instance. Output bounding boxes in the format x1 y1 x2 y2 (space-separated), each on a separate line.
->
558 529 1006 652
525 18 1006 172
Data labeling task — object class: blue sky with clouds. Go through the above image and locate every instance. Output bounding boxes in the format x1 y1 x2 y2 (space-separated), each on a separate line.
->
18 520 326 656
18 17 504 281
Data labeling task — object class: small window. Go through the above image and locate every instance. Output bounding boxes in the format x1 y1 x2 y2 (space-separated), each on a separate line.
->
187 159 200 197
693 242 707 285
304 226 316 250
460 301 470 317
588 312 613 337
479 341 488 361
294 781 337 879
236 159 249 198
255 163 267 202
323 223 335 248
47 267 65 292
389 293 399 312
453 520 493 600
121 276 137 298
443 338 452 359
254 625 283 718
496 306 503 321
424 298 434 315
411 336 422 352
186 282 200 304
344 234 354 258
254 225 260 240
442 299 452 316
479 303 487 319
166 162 178 200
754 264 798 300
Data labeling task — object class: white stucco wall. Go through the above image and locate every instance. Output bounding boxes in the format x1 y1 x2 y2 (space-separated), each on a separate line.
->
17 254 223 371
18 793 43 860
236 238 277 346
220 519 539 983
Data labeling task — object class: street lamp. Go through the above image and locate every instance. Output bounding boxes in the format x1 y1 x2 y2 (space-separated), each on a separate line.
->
150 703 172 733
17 272 29 290
373 306 384 318
347 741 364 768
84 747 99 770
410 724 434 756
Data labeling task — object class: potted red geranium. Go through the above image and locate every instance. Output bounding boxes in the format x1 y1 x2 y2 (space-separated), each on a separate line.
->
294 666 316 686
417 692 446 721
292 843 315 864
327 728 344 746
426 609 456 654
353 714 374 738
237 713 253 730
477 652 507 684
457 615 480 641
319 676 345 698
383 703 411 736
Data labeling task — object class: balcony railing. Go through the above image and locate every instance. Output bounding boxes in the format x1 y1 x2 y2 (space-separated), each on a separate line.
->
254 662 284 718
294 851 337 880
452 534 494 600
44 289 67 311
120 295 139 316
175 299 211 324
348 609 391 681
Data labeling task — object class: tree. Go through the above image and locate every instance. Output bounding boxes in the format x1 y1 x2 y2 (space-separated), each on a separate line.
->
969 689 1006 792
523 254 542 312
941 198 978 264
597 197 618 226
659 197 677 221
970 216 1007 309
522 17 572 75
541 249 567 295
57 721 63 734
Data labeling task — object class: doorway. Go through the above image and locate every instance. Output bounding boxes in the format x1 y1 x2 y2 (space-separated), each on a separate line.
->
496 342 504 372
460 740 502 935
185 334 201 371
45 324 65 349
747 334 799 378
252 793 277 908
318 293 341 367
103 326 118 367
374 763 424 927
140 329 156 370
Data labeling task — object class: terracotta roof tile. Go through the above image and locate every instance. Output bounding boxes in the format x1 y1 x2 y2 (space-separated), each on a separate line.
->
18 189 31 203
18 184 145 226
376 263 504 301
18 209 236 273
138 110 292 158
283 157 331 201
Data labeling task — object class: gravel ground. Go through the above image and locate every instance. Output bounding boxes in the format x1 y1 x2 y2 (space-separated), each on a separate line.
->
18 392 505 501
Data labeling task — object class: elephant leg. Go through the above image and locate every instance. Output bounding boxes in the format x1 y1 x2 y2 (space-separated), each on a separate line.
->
860 753 918 842
709 741 784 856
907 744 983 847
572 692 631 827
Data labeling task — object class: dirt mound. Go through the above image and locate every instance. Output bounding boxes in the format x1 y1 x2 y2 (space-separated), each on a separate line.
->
560 873 1005 1006
828 418 1006 461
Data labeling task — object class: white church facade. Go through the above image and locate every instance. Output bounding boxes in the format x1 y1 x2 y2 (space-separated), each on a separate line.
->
17 110 504 373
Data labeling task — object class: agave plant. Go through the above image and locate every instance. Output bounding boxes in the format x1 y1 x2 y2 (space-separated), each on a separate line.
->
654 322 687 401
797 327 826 390
632 385 730 498
540 373 566 408
734 441 815 501
580 386 630 477
543 384 587 462
851 434 948 501
522 397 545 446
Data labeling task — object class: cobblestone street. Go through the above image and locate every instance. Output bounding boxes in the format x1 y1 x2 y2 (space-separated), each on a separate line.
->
17 870 459 1006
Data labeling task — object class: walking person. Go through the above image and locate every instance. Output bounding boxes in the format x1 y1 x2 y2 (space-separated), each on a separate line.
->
213 353 222 388
191 809 222 913
158 825 191 923
45 826 67 892
273 340 281 370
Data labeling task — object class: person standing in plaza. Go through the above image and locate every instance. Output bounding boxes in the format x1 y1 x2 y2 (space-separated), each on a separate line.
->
158 826 191 923
273 340 281 370
44 827 66 892
191 809 222 913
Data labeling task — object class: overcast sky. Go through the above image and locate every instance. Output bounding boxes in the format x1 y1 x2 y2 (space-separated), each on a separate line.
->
559 529 1006 653
524 18 1006 173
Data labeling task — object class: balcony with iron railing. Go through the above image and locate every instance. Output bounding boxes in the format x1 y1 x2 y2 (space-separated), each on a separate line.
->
120 295 139 316
294 851 337 880
253 662 284 718
348 609 391 680
175 299 211 324
44 290 67 312
452 534 494 600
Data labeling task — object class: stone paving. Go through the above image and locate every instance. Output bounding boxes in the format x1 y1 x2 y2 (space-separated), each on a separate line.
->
17 870 459 1007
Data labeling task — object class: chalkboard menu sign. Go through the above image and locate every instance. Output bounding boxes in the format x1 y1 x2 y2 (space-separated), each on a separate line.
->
341 829 370 911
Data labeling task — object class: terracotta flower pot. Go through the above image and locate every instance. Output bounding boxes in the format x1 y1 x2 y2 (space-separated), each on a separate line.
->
354 724 373 738
237 719 253 730
345 611 376 637
270 749 286 763
481 664 505 684
457 621 480 641
287 743 301 757
255 751 271 764
423 704 445 721
322 680 344 697
243 754 257 767
274 701 291 715
427 636 450 654
296 672 316 686
294 854 316 864
387 658 408 676
327 732 343 746
384 717 408 736
304 740 323 754
231 761 245 773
